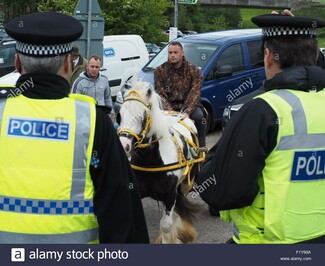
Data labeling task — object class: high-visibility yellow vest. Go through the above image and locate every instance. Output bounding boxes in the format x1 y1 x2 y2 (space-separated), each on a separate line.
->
0 93 99 243
221 89 325 243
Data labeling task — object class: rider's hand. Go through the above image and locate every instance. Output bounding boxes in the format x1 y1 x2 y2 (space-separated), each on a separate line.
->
182 113 189 119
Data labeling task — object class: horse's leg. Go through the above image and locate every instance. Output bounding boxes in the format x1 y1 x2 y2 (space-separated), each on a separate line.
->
156 174 180 244
173 187 201 244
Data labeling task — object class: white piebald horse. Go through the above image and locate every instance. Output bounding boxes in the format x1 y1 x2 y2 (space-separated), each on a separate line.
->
118 80 204 244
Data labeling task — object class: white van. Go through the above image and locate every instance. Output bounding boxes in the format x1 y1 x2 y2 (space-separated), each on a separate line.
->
102 35 149 98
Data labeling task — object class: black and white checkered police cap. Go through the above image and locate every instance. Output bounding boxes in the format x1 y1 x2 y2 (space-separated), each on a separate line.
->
251 14 325 39
5 12 83 57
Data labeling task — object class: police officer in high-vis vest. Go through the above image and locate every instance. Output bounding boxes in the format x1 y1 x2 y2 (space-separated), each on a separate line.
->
197 13 325 243
0 12 149 243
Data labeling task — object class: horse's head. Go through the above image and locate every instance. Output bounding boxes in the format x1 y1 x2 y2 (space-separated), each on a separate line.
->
118 80 160 157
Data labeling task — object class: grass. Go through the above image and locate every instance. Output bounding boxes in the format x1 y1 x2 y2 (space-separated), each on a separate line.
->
240 8 274 29
318 38 325 48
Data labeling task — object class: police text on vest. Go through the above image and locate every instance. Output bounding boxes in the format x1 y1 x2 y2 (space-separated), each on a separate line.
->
291 150 325 181
7 118 70 141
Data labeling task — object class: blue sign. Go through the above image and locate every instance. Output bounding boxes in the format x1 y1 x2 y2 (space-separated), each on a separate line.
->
103 48 115 57
291 150 325 181
7 118 70 141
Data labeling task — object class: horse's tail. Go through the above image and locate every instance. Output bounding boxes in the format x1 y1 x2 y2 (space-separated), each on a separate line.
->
173 191 202 243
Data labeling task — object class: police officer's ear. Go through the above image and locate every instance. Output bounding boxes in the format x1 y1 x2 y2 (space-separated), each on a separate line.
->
15 54 22 74
60 54 71 78
264 47 273 68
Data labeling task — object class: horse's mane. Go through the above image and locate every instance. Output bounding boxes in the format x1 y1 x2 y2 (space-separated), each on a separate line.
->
127 80 174 139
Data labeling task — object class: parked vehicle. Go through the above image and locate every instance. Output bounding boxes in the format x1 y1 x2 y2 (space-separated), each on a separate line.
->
138 29 265 131
0 38 16 77
102 35 149 99
182 30 198 35
0 24 8 40
222 87 264 129
164 29 184 38
145 43 161 60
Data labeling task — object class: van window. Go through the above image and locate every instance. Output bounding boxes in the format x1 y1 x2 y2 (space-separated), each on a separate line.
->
247 40 264 69
183 43 218 69
216 44 244 73
206 44 244 80
146 42 218 70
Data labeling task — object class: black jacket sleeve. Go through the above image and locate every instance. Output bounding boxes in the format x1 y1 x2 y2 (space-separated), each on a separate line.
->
197 98 278 210
90 108 149 243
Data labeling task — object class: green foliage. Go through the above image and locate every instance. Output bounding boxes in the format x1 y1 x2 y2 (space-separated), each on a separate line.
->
240 8 274 29
36 0 77 14
294 7 325 38
99 0 171 43
0 0 38 22
173 5 242 32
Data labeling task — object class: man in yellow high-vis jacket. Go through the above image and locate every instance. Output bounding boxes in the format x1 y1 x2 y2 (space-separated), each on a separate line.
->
0 12 149 244
197 12 325 243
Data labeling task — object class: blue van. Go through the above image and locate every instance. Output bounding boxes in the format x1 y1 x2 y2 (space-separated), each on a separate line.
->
137 29 265 131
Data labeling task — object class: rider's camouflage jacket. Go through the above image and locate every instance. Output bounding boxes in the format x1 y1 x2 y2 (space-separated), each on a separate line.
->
154 57 203 115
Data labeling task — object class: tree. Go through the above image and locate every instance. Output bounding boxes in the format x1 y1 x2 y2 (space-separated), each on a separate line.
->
167 3 242 33
36 0 76 14
0 0 37 22
99 0 171 43
35 0 171 43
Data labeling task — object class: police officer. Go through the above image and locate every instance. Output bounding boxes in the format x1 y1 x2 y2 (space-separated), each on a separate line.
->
0 12 149 243
197 13 325 243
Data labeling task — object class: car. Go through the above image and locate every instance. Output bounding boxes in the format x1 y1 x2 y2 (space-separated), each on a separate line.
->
145 43 161 54
164 30 184 38
145 43 161 60
0 38 16 77
0 24 8 40
138 29 266 131
182 30 198 35
222 87 265 129
101 35 149 99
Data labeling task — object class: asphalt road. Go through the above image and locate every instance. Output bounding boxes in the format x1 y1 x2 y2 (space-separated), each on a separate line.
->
141 127 233 244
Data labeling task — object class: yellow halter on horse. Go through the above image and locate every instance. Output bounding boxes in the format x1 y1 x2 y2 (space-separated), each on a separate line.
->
118 89 153 148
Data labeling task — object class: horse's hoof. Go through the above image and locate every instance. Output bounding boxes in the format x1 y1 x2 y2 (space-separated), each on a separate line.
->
160 217 173 233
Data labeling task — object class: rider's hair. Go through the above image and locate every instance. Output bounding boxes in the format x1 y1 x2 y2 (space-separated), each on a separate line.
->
169 41 183 50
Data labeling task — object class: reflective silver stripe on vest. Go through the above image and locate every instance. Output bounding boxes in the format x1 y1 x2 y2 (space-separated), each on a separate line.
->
71 100 91 200
0 99 6 133
0 228 98 243
0 196 94 215
273 90 325 150
231 221 240 240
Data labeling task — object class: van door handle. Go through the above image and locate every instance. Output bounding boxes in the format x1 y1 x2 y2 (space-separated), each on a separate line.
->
241 77 250 82
251 73 261 78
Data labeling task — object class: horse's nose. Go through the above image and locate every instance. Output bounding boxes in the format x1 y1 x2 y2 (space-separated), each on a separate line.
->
119 136 132 155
